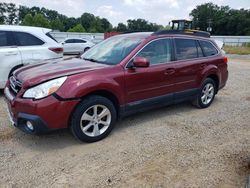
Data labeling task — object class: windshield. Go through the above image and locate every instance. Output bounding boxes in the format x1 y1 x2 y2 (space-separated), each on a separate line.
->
81 35 143 65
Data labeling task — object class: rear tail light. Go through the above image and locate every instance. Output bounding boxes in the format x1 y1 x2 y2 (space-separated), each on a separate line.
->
223 56 228 64
49 47 63 54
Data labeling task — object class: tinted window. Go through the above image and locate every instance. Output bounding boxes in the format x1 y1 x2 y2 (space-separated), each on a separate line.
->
0 31 15 47
65 39 75 43
200 40 218 56
136 39 172 65
14 32 44 46
175 39 198 60
46 32 57 42
197 41 204 57
74 39 86 43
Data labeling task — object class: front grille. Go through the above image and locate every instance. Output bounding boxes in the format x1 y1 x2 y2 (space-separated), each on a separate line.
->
9 76 22 94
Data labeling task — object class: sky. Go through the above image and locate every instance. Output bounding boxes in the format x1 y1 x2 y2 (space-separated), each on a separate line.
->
3 0 250 26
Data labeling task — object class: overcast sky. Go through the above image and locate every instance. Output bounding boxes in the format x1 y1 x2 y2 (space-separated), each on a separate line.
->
3 0 250 26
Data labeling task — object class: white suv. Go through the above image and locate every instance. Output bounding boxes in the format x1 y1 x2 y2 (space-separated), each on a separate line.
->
0 25 63 88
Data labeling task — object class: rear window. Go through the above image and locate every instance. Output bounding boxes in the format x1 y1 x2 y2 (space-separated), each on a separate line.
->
0 31 15 47
46 32 58 42
199 40 218 57
13 32 45 46
175 38 199 60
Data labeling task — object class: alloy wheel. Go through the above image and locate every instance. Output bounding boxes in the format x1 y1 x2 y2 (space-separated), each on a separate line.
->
201 83 215 105
80 105 111 137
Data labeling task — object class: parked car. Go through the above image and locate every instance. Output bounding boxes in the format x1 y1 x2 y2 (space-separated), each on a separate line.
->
214 39 225 54
62 38 95 54
4 31 228 142
0 25 63 89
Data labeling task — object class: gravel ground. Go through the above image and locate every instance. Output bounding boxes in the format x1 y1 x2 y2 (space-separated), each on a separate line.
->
0 57 249 188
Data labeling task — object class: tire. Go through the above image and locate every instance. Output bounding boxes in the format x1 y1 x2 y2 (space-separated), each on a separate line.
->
192 78 216 108
70 95 117 143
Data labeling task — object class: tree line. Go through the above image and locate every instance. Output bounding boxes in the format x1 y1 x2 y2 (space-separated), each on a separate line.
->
190 3 250 35
0 2 249 35
0 2 164 33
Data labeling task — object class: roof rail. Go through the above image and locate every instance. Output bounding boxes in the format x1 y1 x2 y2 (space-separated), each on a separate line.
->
152 29 210 38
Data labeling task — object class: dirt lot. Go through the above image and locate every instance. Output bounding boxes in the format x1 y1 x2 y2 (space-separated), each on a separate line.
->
0 57 249 188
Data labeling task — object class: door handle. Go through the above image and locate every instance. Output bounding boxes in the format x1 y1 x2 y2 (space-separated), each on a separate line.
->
5 51 18 56
165 68 175 75
200 63 206 69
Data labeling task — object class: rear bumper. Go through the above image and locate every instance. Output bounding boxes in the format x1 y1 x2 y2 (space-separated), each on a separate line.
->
4 86 80 134
219 70 229 90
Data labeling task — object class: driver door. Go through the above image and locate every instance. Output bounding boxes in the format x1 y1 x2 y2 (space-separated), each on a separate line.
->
124 38 176 111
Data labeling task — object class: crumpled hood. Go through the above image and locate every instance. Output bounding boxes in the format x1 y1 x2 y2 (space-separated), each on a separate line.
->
14 58 110 88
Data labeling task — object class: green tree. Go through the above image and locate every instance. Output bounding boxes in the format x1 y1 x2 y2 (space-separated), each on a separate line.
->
94 17 104 32
68 24 86 32
100 18 112 32
32 14 50 28
62 17 78 31
80 13 96 32
22 14 33 26
51 19 64 31
18 5 30 24
190 3 250 35
127 19 162 31
115 23 127 32
6 3 18 24
0 3 6 24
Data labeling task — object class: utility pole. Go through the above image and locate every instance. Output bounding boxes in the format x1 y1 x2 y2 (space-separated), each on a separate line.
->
207 18 212 32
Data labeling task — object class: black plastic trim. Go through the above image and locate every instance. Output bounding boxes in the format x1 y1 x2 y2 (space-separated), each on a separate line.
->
119 88 199 118
16 113 51 134
52 93 80 101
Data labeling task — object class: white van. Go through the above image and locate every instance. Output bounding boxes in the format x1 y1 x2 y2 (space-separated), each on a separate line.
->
0 25 63 88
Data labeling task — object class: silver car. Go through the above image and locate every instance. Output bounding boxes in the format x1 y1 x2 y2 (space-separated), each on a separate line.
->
62 38 95 54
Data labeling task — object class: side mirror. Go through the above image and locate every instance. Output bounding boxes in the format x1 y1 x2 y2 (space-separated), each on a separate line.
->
133 57 150 68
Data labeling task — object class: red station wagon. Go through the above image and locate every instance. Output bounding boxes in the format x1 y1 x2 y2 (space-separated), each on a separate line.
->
4 31 228 142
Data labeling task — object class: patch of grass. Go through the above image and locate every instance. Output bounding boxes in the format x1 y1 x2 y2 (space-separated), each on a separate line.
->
224 46 250 55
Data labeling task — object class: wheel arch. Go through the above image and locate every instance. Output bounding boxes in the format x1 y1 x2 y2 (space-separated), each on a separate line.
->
83 90 120 113
206 74 219 93
68 89 121 128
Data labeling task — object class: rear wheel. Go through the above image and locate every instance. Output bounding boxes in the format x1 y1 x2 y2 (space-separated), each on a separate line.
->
70 95 117 142
193 78 216 108
84 47 90 53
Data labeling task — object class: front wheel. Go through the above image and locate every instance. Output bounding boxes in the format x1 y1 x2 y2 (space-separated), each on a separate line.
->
70 95 117 143
192 78 216 108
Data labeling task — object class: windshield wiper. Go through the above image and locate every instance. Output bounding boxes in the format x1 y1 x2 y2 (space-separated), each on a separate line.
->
83 58 99 63
83 58 108 65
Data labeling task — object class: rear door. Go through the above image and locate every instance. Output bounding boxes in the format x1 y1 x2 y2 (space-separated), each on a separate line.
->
74 39 87 52
0 31 21 88
13 31 45 65
125 38 176 109
173 38 205 101
63 39 76 53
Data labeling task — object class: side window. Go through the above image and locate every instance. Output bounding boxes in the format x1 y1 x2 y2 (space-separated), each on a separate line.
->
175 38 198 60
136 39 172 65
65 39 75 43
0 31 15 47
199 40 218 57
46 32 58 42
197 41 204 57
75 39 86 43
13 32 44 46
